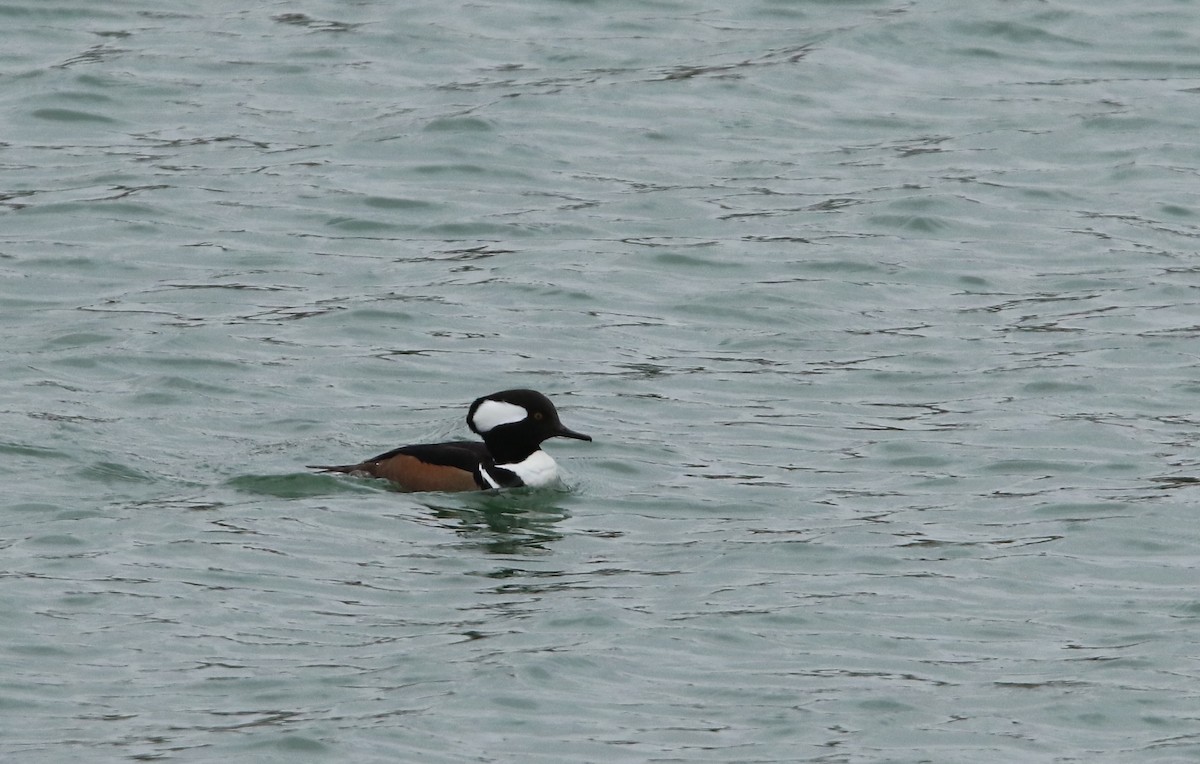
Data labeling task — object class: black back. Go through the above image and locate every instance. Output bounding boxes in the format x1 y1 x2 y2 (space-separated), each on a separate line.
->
367 440 490 472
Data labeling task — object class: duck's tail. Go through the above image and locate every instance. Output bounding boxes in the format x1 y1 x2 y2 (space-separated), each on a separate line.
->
307 464 359 474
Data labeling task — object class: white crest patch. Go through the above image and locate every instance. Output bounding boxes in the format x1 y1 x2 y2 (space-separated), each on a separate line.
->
471 399 528 433
498 450 559 487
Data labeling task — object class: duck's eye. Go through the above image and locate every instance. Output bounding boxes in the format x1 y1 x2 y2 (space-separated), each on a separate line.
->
533 412 544 420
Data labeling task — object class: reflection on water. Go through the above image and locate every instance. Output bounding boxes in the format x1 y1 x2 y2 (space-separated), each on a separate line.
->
226 472 383 498
419 488 571 554
230 470 574 553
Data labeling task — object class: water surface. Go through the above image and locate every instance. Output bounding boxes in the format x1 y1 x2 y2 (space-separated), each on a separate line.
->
2 0 1199 761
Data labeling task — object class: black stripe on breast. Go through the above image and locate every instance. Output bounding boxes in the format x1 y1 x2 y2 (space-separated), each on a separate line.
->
478 465 524 489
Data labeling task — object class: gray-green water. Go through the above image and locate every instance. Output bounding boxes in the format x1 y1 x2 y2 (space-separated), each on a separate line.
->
3 0 1199 761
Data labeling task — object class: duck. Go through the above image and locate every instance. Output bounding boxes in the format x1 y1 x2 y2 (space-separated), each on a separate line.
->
308 389 591 492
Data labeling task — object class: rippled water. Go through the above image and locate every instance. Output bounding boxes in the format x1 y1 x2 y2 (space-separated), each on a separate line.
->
3 0 1199 761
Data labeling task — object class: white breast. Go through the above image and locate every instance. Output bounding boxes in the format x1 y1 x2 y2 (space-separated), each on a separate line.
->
497 450 559 487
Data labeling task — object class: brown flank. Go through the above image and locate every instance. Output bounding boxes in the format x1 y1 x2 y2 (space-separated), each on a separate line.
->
310 454 479 492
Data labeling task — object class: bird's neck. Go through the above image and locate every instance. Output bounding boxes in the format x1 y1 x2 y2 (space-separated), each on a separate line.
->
484 437 541 465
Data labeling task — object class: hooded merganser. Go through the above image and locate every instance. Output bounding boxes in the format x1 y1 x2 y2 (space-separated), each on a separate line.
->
308 389 591 492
